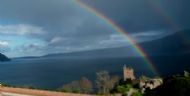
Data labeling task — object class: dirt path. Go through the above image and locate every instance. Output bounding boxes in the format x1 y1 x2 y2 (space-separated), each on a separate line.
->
0 87 93 96
1 92 33 96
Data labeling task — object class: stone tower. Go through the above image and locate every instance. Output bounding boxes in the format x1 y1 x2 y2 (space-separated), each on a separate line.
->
123 65 136 81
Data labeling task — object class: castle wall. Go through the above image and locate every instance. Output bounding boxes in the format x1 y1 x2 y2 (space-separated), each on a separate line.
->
123 66 136 81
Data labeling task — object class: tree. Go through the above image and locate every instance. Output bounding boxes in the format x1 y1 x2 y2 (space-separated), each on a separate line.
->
96 71 111 94
110 75 120 89
116 84 132 96
96 71 120 94
140 75 150 82
79 77 93 93
60 77 93 94
184 70 190 77
132 91 143 96
60 80 81 93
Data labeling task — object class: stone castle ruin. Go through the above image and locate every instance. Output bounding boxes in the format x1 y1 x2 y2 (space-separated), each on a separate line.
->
123 65 136 81
123 65 163 94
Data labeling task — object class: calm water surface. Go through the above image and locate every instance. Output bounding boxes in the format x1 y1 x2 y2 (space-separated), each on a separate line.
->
1 56 184 89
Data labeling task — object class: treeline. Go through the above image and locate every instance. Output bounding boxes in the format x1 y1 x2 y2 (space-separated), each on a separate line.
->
57 70 143 96
58 77 93 93
58 71 120 95
58 71 190 96
1 70 190 96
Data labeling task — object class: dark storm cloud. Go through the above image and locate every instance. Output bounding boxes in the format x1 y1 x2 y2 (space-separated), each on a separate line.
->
0 0 189 57
0 0 116 40
0 0 126 57
81 0 190 32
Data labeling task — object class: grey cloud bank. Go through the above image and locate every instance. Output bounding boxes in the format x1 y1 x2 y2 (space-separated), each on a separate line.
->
0 0 189 57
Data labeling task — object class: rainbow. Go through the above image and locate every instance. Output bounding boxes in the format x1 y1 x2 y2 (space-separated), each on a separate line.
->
146 0 190 42
146 0 179 31
74 0 159 75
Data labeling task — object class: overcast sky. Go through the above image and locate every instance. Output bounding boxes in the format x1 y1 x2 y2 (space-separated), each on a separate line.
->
0 0 189 57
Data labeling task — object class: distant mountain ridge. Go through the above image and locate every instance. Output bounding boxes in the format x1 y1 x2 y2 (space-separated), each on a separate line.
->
42 29 190 58
42 47 137 58
0 53 10 61
16 29 190 59
140 29 190 56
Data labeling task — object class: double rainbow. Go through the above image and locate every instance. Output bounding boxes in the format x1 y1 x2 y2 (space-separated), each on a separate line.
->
75 0 159 75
